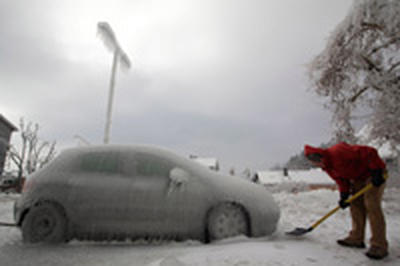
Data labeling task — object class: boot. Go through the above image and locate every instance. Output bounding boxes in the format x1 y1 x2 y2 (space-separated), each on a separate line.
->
365 246 388 260
337 237 366 248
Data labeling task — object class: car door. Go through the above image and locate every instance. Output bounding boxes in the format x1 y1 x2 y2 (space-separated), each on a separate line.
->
124 152 197 237
67 151 133 235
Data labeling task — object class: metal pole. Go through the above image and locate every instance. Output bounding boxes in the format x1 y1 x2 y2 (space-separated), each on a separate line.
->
103 50 119 144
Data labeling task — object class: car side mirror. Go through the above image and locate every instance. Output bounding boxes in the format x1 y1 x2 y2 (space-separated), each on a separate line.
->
167 168 189 194
169 167 189 186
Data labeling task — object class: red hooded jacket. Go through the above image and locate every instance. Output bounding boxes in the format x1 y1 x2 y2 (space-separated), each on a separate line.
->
304 142 386 193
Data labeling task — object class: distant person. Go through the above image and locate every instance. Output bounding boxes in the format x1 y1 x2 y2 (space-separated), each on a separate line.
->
229 168 235 176
251 173 259 183
304 142 388 260
283 167 289 177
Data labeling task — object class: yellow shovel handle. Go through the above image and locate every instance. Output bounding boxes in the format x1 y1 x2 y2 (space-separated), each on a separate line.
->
310 171 388 230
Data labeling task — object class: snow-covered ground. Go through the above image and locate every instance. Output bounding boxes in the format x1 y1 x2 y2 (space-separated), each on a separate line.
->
258 169 335 185
0 183 399 265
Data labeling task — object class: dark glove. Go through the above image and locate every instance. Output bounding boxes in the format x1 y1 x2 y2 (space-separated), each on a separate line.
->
371 169 385 187
338 192 350 209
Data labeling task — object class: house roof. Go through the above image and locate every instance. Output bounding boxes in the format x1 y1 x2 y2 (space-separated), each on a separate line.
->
192 157 219 169
0 114 17 131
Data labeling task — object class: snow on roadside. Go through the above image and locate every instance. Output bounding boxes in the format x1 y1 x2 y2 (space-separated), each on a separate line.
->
0 193 21 247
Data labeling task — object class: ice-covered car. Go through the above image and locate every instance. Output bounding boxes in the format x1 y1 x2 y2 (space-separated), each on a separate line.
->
14 145 280 243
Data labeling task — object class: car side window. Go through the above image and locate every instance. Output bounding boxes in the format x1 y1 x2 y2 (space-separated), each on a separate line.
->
79 152 122 174
135 153 174 178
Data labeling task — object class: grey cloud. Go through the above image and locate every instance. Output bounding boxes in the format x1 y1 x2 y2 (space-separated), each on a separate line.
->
1 0 351 171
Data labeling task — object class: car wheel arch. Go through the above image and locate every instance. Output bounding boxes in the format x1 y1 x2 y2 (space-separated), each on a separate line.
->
19 199 68 226
204 201 252 243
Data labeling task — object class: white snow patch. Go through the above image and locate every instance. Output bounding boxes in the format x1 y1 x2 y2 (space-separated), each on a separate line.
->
258 169 335 185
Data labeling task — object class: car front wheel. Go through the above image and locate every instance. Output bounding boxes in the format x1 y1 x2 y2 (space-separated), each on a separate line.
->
207 203 249 241
22 202 68 243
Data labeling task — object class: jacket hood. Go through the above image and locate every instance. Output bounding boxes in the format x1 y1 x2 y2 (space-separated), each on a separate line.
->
304 145 327 159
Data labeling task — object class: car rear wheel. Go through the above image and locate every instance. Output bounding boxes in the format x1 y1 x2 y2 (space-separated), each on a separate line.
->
22 202 68 243
207 203 249 241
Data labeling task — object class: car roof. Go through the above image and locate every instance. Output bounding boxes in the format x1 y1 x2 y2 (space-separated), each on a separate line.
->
61 144 183 159
31 144 208 179
58 144 207 172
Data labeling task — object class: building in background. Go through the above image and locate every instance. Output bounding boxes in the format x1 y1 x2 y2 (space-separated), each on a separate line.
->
0 115 17 176
189 155 220 171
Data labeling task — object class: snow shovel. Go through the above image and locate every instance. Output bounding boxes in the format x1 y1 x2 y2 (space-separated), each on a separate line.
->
286 173 388 236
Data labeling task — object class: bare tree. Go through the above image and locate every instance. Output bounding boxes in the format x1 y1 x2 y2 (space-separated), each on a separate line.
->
309 0 400 153
7 118 56 192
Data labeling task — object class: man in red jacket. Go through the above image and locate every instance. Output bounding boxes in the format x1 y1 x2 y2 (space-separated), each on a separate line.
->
304 142 388 260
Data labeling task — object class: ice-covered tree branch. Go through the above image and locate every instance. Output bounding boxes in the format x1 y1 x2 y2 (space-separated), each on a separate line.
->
7 118 56 192
309 0 400 153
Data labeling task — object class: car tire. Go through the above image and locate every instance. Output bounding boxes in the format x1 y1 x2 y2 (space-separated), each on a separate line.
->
207 203 249 241
22 202 68 244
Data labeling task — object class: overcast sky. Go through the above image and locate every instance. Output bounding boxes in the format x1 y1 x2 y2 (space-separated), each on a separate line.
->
1 0 353 172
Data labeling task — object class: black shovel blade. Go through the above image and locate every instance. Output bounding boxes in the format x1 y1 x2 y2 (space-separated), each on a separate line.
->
285 227 313 236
